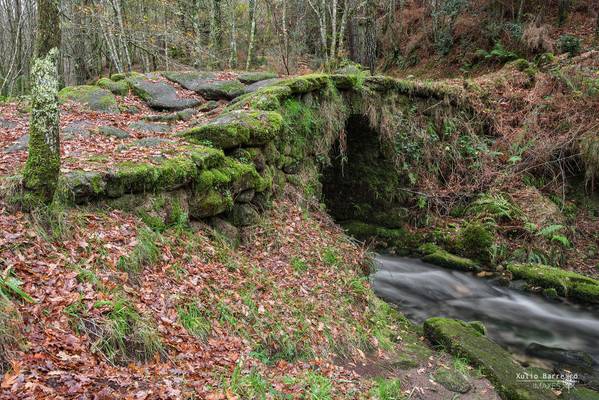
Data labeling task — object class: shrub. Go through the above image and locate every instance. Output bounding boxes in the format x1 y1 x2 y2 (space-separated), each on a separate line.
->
557 34 581 57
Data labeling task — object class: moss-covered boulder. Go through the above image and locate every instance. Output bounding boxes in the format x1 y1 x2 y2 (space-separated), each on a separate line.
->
228 203 260 227
432 368 472 393
424 317 556 400
110 71 144 82
189 189 232 218
420 245 480 272
96 77 129 96
238 71 278 84
507 264 599 303
162 71 244 100
97 126 129 139
126 75 200 111
183 110 283 149
58 171 106 204
58 85 120 114
4 135 29 153
128 121 171 134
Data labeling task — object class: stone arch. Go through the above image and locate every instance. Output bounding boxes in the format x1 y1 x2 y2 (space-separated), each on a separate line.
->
57 73 488 234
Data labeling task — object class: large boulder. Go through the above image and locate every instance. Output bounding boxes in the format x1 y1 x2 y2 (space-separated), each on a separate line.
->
4 135 29 153
163 71 245 100
182 110 283 149
58 85 120 114
424 317 556 400
244 78 283 93
237 71 278 84
127 76 200 111
0 119 17 129
129 121 171 134
96 77 129 96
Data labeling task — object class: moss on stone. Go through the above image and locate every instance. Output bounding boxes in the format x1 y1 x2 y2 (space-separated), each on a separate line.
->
238 71 278 84
189 189 232 219
58 85 120 114
424 317 556 400
106 156 197 197
96 77 130 96
422 249 480 272
277 74 330 94
507 264 599 303
110 71 143 82
183 110 283 149
342 221 421 254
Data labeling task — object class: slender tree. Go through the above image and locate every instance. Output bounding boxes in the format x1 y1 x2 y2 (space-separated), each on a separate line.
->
22 0 61 207
209 0 223 68
246 0 257 69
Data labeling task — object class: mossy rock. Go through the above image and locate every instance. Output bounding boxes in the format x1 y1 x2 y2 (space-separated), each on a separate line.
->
507 264 599 304
422 249 480 272
58 171 106 204
343 220 420 251
163 71 245 100
230 85 292 111
238 71 278 84
129 121 171 134
277 74 330 94
243 78 283 94
189 189 232 219
126 75 200 111
432 368 472 393
97 126 129 139
183 110 283 149
424 317 556 400
111 71 144 82
58 85 120 114
193 79 245 100
228 203 260 227
96 77 130 96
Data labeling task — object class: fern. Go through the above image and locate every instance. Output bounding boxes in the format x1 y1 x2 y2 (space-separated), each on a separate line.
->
467 193 521 221
0 269 34 303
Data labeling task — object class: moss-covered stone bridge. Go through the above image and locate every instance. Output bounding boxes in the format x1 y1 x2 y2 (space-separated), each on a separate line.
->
54 72 488 233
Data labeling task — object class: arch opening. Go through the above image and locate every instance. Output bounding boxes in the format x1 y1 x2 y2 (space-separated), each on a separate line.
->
321 114 417 249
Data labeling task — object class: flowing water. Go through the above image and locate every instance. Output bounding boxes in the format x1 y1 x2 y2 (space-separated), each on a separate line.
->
373 255 599 368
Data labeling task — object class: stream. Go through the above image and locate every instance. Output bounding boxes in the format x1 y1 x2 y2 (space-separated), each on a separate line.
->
373 255 599 371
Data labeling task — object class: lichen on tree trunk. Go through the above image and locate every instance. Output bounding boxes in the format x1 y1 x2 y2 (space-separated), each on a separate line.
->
22 48 60 207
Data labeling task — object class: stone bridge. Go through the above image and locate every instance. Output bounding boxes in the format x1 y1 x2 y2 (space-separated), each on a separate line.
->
55 72 488 232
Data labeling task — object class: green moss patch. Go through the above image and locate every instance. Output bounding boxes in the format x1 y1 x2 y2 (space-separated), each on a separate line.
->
424 317 556 400
183 110 283 149
421 246 480 272
343 220 421 253
96 77 129 96
507 264 599 303
58 85 120 114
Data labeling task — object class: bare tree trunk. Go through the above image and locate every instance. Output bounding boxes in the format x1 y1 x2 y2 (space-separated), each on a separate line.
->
209 0 223 68
364 0 376 73
36 0 60 57
246 0 257 70
230 1 238 69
